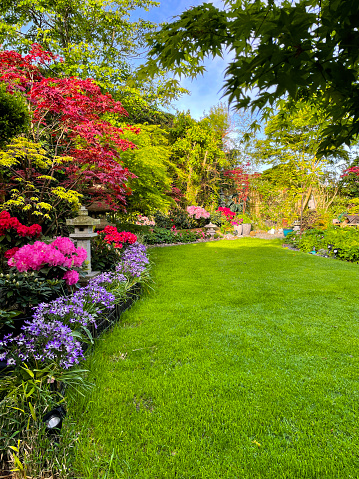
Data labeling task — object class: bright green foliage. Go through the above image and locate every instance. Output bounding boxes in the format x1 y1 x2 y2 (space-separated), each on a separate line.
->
170 112 229 207
286 226 359 262
118 124 175 215
70 239 359 477
142 0 359 154
0 137 82 225
0 85 29 147
0 0 156 86
253 102 346 222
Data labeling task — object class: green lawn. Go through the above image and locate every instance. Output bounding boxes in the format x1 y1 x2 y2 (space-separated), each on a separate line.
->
69 239 359 478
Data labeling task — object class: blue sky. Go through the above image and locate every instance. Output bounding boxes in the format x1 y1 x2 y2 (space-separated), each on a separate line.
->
131 0 230 119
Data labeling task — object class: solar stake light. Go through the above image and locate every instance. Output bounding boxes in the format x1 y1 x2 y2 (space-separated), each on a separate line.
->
43 405 66 435
327 244 334 250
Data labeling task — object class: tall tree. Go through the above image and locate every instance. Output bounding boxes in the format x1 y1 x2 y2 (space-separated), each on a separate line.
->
141 0 359 154
0 0 187 112
170 111 229 207
254 101 347 224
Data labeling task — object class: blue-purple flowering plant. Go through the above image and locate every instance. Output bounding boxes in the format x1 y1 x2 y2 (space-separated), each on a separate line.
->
87 271 129 303
0 319 85 369
116 243 150 283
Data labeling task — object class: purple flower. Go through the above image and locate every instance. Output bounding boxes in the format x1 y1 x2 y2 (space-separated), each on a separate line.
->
1 320 85 369
116 243 149 278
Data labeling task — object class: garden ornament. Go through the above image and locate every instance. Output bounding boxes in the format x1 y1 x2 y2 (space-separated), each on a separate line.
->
205 222 217 239
66 206 100 274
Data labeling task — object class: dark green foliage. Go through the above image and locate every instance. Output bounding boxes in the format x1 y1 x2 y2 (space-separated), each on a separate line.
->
169 208 195 230
154 209 195 230
143 227 201 245
91 239 120 272
143 0 359 153
153 211 173 229
0 271 65 314
0 309 20 333
0 86 29 147
286 226 359 262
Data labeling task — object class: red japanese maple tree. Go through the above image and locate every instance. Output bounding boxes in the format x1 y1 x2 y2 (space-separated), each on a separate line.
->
0 44 140 210
223 162 260 214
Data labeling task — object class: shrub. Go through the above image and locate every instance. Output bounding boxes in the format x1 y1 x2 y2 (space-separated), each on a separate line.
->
92 226 137 271
8 237 86 282
154 210 172 229
154 209 195 230
285 226 359 262
187 206 210 227
143 227 208 245
0 271 64 314
0 85 29 147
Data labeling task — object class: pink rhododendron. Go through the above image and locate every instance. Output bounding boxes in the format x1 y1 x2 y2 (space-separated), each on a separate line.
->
52 237 76 255
8 237 87 273
187 206 210 219
63 270 79 285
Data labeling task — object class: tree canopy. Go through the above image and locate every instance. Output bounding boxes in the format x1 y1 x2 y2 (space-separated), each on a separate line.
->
141 0 359 154
0 0 187 115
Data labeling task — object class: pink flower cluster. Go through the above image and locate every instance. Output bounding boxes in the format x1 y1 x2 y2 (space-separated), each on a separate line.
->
8 237 87 285
187 206 210 219
63 270 80 286
0 211 42 238
135 215 155 226
231 219 243 226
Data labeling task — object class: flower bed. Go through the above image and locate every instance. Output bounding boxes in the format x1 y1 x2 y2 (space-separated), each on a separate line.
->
0 238 150 476
285 226 359 262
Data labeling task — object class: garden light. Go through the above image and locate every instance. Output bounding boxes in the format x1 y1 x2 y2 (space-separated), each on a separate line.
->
43 405 66 434
327 244 334 250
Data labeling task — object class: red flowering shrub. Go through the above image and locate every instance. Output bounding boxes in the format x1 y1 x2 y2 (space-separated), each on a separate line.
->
217 207 235 221
4 247 19 259
99 226 137 249
0 211 42 238
0 211 42 272
92 226 137 271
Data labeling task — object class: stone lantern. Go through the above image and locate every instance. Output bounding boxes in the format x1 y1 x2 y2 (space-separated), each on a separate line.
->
205 222 217 239
66 206 100 274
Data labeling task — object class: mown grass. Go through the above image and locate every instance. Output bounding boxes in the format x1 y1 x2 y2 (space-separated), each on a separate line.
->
69 238 359 478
